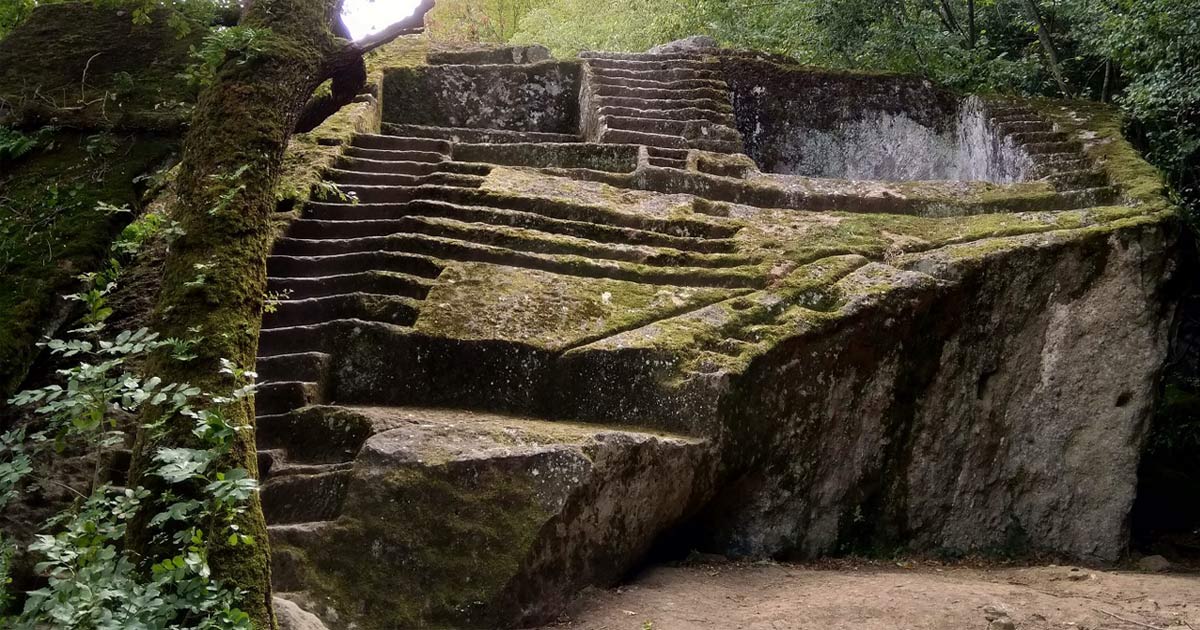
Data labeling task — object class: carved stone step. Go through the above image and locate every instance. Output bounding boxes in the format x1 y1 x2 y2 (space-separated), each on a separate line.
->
1007 130 1071 145
262 293 421 329
587 57 719 72
307 189 739 239
342 146 447 163
1022 140 1085 155
600 128 689 150
689 138 745 154
268 251 443 279
595 83 730 103
255 352 331 384
267 270 434 300
648 157 687 169
276 217 750 268
326 169 481 188
591 73 727 92
647 146 690 159
263 405 717 629
1056 185 1120 207
261 468 353 525
602 127 742 154
257 448 286 479
598 105 735 125
995 120 1054 135
255 381 323 416
590 65 722 83
258 321 365 358
1028 152 1089 167
351 134 450 154
298 200 735 253
256 407 376 463
334 157 440 176
597 95 732 113
381 123 582 144
331 178 489 203
603 115 741 143
987 106 1037 119
271 233 760 289
1044 169 1108 190
270 459 355 479
580 50 711 61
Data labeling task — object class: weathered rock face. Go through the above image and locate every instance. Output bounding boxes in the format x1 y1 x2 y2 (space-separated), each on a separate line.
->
706 227 1174 561
0 5 192 399
382 60 581 133
0 3 200 129
247 38 1180 628
723 55 1036 182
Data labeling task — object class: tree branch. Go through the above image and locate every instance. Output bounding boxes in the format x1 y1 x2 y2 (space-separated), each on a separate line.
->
1022 0 1072 98
347 0 436 56
967 0 976 49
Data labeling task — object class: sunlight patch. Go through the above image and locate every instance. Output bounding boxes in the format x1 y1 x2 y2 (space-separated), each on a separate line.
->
341 0 422 40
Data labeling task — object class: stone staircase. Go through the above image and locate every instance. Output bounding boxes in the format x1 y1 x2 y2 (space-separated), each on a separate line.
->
986 103 1120 206
579 51 745 166
252 125 754 536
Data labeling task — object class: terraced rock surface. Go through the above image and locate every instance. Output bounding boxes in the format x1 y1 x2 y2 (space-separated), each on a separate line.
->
258 40 1181 630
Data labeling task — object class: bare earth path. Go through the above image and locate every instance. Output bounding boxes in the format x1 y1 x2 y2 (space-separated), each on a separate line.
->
543 560 1199 630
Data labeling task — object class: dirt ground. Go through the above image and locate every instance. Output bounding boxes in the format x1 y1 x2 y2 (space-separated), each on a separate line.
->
542 559 1199 630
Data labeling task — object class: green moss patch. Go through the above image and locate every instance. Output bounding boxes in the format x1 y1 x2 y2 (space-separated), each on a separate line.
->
0 131 174 396
0 4 202 129
294 464 550 629
417 261 741 350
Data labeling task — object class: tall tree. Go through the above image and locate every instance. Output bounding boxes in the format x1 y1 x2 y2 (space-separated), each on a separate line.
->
124 0 434 627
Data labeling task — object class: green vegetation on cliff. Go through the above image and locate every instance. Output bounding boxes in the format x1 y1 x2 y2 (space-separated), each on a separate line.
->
0 131 173 397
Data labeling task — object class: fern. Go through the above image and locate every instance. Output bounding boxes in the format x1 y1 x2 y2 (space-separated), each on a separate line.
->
0 127 38 162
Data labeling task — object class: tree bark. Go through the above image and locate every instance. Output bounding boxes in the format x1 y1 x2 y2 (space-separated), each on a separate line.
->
1022 0 1072 98
125 1 433 628
967 0 976 49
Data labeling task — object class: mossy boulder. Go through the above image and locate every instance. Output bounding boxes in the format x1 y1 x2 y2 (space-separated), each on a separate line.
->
268 406 715 629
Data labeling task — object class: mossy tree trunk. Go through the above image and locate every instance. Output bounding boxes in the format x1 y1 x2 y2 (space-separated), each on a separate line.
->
125 1 432 628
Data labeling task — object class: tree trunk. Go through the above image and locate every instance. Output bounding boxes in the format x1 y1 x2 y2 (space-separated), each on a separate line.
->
125 0 432 627
1022 0 1072 98
967 0 976 49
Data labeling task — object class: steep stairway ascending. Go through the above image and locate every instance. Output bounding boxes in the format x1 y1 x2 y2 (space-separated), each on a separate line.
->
253 125 751 535
255 127 752 423
253 133 470 421
986 104 1120 206
580 51 745 165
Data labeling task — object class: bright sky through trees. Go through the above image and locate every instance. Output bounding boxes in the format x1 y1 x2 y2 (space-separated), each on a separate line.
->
342 0 421 39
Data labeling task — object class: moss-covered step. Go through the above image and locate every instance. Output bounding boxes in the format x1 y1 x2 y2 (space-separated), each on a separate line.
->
266 405 717 629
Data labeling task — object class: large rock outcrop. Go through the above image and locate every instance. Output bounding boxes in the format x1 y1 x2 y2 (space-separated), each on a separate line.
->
253 38 1177 628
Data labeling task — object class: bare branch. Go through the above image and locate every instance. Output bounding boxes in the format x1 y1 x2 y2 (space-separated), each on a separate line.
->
348 0 436 56
1092 609 1167 630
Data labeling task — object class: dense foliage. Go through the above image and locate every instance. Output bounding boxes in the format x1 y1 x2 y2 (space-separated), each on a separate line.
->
0 207 261 627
